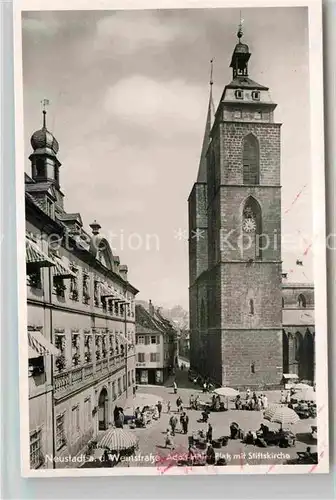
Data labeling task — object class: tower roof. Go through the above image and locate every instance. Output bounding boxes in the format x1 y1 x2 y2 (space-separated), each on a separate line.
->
30 102 59 157
197 60 215 183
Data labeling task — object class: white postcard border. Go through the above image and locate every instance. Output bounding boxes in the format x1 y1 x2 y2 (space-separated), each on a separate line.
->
13 0 329 477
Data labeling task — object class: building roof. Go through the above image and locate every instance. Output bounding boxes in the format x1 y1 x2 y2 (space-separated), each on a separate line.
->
282 264 314 288
135 303 176 335
196 90 214 183
225 76 269 90
57 212 83 224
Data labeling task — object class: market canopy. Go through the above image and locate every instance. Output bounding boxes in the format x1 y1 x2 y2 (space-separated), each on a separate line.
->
213 387 239 398
97 428 138 452
131 393 163 410
264 404 300 427
294 382 312 391
293 389 316 402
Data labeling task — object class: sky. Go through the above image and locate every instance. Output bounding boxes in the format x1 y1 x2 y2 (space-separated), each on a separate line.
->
22 7 313 309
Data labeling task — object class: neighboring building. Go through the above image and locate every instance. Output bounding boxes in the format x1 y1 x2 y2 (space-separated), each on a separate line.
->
178 330 190 360
188 27 315 389
135 301 177 385
282 273 315 381
26 109 138 469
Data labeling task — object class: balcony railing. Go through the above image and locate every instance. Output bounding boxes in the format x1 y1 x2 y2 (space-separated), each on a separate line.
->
84 363 94 380
54 371 70 391
54 356 126 396
71 366 83 385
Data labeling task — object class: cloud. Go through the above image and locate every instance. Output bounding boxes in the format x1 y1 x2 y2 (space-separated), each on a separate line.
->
22 15 61 37
92 12 198 55
104 75 206 135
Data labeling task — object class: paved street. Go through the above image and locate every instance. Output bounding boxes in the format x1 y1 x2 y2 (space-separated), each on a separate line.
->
117 369 317 468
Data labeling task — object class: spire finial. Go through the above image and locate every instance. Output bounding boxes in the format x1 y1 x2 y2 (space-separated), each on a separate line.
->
41 98 50 128
210 58 214 87
237 10 244 40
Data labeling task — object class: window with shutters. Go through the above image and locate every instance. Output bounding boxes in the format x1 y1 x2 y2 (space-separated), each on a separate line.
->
243 134 259 185
56 414 66 450
138 353 145 363
30 430 44 469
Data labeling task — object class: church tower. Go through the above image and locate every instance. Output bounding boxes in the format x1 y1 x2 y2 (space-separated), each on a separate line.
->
28 100 64 210
189 22 283 389
188 65 214 375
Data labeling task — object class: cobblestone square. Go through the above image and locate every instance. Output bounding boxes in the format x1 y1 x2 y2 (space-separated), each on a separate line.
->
116 370 317 469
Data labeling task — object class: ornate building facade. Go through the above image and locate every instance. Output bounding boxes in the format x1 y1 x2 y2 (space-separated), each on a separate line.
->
26 109 138 469
188 28 315 389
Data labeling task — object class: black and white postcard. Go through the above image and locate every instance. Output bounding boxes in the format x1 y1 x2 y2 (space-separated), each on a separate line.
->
13 0 329 476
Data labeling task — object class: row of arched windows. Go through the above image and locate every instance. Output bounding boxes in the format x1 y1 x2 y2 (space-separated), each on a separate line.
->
282 294 308 309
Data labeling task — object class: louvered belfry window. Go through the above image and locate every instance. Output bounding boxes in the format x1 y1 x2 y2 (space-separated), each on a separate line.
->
243 134 259 185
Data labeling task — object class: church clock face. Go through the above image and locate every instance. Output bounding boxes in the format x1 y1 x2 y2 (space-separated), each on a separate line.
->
243 217 257 233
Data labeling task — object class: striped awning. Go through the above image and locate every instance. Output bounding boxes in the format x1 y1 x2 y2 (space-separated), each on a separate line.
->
28 330 60 357
28 345 41 359
97 428 138 452
52 256 76 279
26 238 55 268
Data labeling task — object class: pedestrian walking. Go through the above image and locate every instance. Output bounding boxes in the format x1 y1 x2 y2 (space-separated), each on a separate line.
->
262 394 268 409
176 396 182 412
206 444 216 465
246 388 251 400
157 401 162 418
206 423 213 443
194 394 200 410
167 400 171 413
182 414 189 434
165 429 174 449
173 381 177 394
286 390 291 404
169 414 177 436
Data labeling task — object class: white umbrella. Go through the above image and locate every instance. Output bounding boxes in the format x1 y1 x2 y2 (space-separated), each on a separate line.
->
294 389 316 402
213 387 239 398
132 393 163 409
97 428 138 451
264 404 300 428
294 383 312 391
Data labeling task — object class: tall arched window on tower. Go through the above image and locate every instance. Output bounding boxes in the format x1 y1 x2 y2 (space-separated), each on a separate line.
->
200 299 206 331
298 294 307 308
242 196 263 259
249 299 254 315
243 133 259 185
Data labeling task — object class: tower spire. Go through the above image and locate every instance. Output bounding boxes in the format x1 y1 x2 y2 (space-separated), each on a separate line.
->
230 13 250 78
41 98 49 129
197 59 215 183
237 10 244 40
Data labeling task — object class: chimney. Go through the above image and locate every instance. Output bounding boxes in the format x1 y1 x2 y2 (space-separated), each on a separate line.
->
119 264 128 280
149 300 154 316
